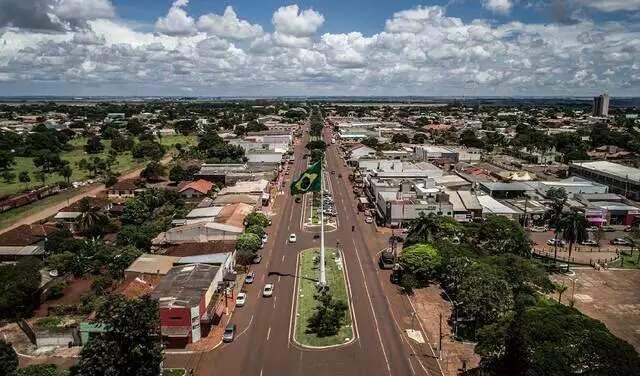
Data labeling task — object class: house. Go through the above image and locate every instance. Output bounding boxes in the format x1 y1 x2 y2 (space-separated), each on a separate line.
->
214 203 253 228
0 224 57 261
178 179 214 199
153 222 243 245
151 264 229 347
124 254 178 279
107 179 143 199
53 197 113 232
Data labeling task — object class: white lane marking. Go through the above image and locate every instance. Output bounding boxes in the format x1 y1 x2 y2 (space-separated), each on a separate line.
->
260 369 263 376
288 252 301 348
273 295 277 309
282 255 285 262
352 238 392 376
383 296 425 376
267 326 271 341
278 275 281 283
236 314 255 340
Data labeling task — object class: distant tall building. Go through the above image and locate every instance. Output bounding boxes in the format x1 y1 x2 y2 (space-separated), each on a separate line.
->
593 93 609 117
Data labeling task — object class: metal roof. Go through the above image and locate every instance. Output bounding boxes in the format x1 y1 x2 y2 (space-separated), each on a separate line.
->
572 161 640 183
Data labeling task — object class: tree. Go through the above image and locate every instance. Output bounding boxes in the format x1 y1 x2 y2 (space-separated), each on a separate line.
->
0 150 15 171
391 133 410 144
360 137 379 149
245 212 270 228
398 244 442 284
245 225 265 240
459 129 484 148
306 291 348 337
477 302 640 376
175 119 196 135
18 170 31 189
558 209 588 267
456 262 514 328
71 295 162 376
132 141 165 161
33 150 65 184
0 257 43 319
168 165 186 183
0 339 18 376
405 213 462 247
1 171 16 184
140 161 166 181
547 187 568 264
60 164 73 184
475 215 531 257
121 199 151 225
236 233 261 255
17 364 67 376
84 136 104 154
412 133 428 144
77 198 110 237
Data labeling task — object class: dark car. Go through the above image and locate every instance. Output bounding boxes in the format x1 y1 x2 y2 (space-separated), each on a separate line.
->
223 324 236 342
379 250 395 269
245 271 256 284
295 197 302 203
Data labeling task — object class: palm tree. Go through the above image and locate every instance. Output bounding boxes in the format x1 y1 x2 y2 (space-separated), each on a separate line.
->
77 198 109 237
559 209 588 270
405 213 438 246
555 282 568 303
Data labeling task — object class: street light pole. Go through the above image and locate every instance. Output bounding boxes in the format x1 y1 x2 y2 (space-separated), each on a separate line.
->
319 144 326 287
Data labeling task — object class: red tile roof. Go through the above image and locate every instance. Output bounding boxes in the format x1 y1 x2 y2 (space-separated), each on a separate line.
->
178 179 214 195
0 224 59 246
109 178 141 191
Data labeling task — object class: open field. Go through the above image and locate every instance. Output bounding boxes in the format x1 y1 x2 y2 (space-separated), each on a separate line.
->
0 135 197 198
294 247 353 347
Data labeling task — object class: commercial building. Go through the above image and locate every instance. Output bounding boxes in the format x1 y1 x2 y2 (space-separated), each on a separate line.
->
151 264 230 347
593 93 610 117
569 161 640 200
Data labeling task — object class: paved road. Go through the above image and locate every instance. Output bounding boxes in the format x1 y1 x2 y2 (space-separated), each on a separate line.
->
165 125 443 375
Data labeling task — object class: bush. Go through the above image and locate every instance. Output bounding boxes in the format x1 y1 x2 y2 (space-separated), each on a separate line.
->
398 244 442 284
245 225 265 239
48 282 67 300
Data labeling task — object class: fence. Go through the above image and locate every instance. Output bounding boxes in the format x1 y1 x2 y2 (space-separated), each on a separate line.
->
532 249 620 267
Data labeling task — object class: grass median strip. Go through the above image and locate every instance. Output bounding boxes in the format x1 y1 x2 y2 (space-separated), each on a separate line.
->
294 247 354 347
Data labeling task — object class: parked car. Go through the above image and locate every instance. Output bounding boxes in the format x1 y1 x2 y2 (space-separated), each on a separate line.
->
365 216 373 224
331 170 336 175
379 250 395 269
236 292 247 307
289 233 297 243
262 234 268 243
529 226 548 232
602 226 615 232
546 238 565 246
252 254 263 264
223 324 236 342
580 240 598 246
610 238 632 246
295 197 302 203
245 271 255 284
586 226 599 232
263 283 274 297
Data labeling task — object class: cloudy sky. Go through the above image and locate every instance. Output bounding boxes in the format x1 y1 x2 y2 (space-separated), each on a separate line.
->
0 0 639 97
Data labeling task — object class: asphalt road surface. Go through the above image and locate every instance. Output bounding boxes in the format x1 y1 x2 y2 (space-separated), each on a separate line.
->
165 125 443 376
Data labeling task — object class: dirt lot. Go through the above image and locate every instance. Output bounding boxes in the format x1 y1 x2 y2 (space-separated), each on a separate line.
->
412 285 480 375
35 277 94 317
551 268 640 351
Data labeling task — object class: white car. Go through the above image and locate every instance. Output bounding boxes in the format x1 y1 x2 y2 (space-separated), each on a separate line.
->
262 234 268 243
289 233 297 243
547 238 565 246
263 283 274 297
365 216 373 224
236 292 247 307
529 226 548 232
581 240 598 246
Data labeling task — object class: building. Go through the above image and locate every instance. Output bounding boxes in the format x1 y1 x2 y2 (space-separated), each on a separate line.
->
151 264 229 347
196 164 277 185
107 179 143 199
153 222 243 245
178 179 214 199
575 193 640 226
569 161 640 200
479 182 535 199
535 177 608 198
593 93 610 117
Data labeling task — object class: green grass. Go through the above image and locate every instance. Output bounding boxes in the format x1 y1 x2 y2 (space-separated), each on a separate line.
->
162 369 186 376
613 251 640 269
0 137 143 197
294 248 353 347
0 184 98 229
158 134 197 149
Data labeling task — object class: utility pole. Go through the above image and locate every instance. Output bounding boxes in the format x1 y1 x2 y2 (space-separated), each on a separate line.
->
319 125 326 287
439 312 443 360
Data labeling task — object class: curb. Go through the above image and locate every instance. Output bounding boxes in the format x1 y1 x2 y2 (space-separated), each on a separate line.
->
290 248 357 350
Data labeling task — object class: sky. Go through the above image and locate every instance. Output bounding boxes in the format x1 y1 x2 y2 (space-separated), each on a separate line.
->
0 0 639 97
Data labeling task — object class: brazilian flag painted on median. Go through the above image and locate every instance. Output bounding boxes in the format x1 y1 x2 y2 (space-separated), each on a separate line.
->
290 161 321 195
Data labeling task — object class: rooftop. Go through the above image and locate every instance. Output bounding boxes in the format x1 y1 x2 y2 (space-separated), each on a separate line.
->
0 224 58 246
571 161 640 183
125 254 177 275
151 264 220 308
178 179 214 194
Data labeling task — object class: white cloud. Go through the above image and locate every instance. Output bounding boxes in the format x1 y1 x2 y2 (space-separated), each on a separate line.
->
53 0 115 21
197 6 263 40
577 0 640 12
155 0 196 36
1 3 640 96
272 5 324 37
483 0 513 14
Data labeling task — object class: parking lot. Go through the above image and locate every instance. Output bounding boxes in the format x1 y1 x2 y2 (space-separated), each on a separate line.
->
551 269 640 352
